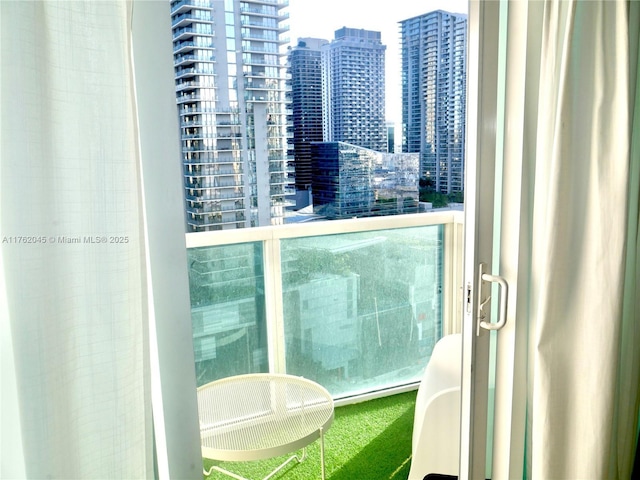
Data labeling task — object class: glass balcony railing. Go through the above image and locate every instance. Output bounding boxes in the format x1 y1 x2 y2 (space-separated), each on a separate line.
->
185 211 463 400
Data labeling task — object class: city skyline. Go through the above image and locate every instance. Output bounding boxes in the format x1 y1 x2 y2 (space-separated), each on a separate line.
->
287 0 469 126
171 0 469 232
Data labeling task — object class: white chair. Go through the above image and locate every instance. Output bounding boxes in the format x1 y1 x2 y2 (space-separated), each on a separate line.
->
408 333 462 480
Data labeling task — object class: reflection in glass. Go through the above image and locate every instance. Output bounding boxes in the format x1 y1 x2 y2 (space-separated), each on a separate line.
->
187 242 267 386
281 225 443 398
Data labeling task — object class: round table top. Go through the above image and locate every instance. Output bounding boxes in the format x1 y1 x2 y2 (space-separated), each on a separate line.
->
197 373 334 462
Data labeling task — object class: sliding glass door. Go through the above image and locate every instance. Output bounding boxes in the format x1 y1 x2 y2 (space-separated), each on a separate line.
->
460 2 527 478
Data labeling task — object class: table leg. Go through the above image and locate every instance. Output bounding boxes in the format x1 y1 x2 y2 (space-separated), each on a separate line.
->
204 450 306 480
320 427 326 480
204 465 249 480
264 449 305 480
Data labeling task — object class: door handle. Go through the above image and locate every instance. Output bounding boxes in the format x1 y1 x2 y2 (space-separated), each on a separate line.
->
476 263 509 334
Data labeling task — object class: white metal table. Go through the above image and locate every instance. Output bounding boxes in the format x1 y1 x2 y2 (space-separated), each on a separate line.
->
198 373 334 480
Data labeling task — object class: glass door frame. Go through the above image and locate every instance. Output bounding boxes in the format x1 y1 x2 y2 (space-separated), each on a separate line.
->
461 2 530 479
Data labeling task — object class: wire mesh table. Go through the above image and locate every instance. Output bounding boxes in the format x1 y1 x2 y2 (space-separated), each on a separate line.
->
198 373 335 480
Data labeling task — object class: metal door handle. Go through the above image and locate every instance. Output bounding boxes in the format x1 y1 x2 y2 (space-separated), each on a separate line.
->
476 263 509 334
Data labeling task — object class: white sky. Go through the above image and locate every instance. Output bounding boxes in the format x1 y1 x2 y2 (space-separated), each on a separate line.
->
287 0 469 126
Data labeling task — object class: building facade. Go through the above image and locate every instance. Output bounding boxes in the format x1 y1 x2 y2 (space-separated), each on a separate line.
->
171 0 293 231
311 142 419 219
286 38 328 209
401 10 467 194
311 142 376 219
322 27 387 152
372 152 420 215
386 121 396 153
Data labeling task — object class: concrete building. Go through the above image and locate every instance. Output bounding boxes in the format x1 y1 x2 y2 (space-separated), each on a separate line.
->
322 27 387 152
171 0 293 231
400 10 467 194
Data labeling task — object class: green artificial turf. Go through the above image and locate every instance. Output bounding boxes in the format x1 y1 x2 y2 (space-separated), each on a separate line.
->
203 390 417 479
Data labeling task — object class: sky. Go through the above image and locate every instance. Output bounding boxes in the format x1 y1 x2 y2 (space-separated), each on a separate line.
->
287 0 469 126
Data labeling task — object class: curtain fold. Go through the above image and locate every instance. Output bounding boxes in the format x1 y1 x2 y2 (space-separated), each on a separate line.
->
523 1 640 478
0 1 152 478
615 2 640 476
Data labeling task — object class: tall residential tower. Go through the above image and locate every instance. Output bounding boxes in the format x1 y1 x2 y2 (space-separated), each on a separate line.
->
401 11 467 194
322 27 387 152
171 0 293 231
286 38 328 209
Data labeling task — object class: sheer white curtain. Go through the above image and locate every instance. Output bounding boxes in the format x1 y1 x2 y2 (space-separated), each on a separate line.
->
1 1 152 477
509 1 640 477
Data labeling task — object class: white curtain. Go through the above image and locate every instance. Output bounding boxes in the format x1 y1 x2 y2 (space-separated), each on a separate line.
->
1 1 152 478
516 1 640 477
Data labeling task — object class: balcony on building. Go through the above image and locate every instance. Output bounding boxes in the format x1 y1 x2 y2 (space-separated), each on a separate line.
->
186 211 463 401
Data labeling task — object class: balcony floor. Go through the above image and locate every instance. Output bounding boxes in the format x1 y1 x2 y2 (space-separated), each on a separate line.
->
202 390 417 479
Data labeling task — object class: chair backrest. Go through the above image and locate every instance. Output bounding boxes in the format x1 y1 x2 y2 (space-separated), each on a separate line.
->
408 334 462 480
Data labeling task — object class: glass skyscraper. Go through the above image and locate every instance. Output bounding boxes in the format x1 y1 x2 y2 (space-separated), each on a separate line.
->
311 141 376 219
171 0 293 231
286 38 328 209
401 10 467 194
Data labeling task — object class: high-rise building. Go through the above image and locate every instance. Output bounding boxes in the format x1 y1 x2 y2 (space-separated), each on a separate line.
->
386 121 396 153
286 38 328 209
171 0 293 231
311 142 376 219
322 27 387 152
401 11 467 194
